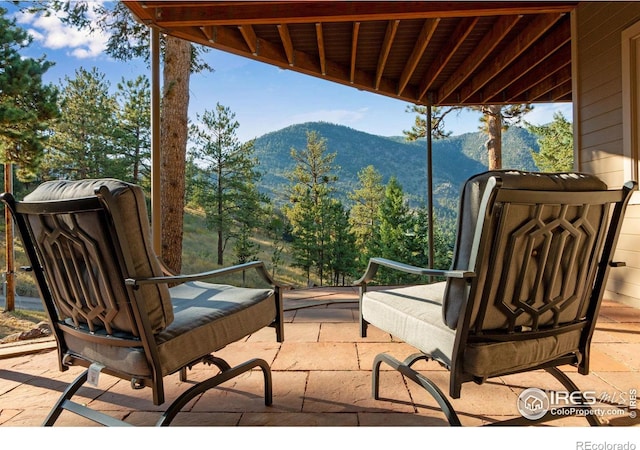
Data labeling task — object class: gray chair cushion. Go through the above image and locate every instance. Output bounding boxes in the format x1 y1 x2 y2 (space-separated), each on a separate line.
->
463 328 582 378
63 281 277 378
24 178 174 332
443 170 608 329
361 282 455 366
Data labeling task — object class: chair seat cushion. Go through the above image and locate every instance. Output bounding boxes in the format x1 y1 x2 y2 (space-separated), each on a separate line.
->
63 281 276 378
361 282 455 367
157 281 276 375
463 329 582 378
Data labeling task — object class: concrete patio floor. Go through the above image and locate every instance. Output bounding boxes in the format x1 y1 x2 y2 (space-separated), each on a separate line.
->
0 286 638 431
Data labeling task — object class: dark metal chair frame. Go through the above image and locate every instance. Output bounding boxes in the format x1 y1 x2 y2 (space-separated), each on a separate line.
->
356 175 636 426
1 184 284 426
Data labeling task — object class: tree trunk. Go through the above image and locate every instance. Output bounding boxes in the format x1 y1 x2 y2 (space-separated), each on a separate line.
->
485 104 503 170
160 37 191 273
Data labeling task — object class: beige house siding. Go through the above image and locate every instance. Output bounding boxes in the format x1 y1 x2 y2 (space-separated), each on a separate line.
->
574 2 640 304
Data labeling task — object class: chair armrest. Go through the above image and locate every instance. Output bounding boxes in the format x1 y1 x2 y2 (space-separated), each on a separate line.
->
353 257 475 285
125 260 280 288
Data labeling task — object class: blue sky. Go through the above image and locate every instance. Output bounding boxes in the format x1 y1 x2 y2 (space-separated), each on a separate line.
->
9 1 573 143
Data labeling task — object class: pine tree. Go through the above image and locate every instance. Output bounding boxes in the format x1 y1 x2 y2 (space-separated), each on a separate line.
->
44 67 120 179
189 103 264 265
528 112 574 172
115 75 151 184
326 200 358 285
348 165 384 266
377 177 413 284
0 6 58 180
0 6 59 311
21 1 213 273
285 131 340 284
288 192 318 283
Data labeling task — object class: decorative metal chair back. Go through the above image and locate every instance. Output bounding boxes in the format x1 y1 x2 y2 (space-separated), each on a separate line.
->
357 170 636 425
2 179 282 426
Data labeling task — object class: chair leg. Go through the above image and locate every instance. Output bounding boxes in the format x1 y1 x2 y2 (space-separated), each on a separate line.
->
545 366 602 426
44 369 133 427
43 369 89 426
156 357 273 426
372 352 462 426
483 367 602 426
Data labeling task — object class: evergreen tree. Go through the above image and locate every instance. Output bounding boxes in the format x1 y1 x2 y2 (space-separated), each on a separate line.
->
115 75 151 184
189 103 264 265
0 6 58 180
326 200 358 285
527 112 574 172
348 165 384 264
264 206 288 279
288 191 318 283
21 1 213 273
377 177 413 284
285 131 339 285
407 206 454 273
232 183 265 264
44 67 120 179
403 105 455 141
0 6 59 311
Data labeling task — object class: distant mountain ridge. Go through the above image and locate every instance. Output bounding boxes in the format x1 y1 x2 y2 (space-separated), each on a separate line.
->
252 121 539 216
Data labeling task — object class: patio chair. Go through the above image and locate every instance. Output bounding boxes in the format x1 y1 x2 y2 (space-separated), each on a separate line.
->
356 170 635 426
1 178 284 426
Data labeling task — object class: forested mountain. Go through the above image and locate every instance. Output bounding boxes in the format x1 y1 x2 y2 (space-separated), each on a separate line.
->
252 121 539 218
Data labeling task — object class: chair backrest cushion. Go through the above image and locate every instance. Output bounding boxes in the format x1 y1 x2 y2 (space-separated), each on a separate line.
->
24 179 174 332
443 170 608 329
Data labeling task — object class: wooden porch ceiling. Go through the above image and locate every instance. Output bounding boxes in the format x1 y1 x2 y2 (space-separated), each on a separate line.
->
124 1 578 106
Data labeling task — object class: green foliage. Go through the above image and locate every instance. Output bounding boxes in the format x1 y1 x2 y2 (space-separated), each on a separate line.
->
252 121 539 214
348 165 384 263
325 199 358 285
527 112 574 172
0 6 59 181
188 103 266 265
284 131 358 285
403 105 455 141
44 67 124 180
115 75 151 185
376 177 414 284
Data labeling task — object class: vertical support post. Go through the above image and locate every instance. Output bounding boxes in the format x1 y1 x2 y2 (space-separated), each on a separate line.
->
426 105 434 283
150 27 162 255
4 162 15 311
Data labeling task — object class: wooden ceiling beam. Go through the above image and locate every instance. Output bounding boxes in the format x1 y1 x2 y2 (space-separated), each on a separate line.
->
513 62 571 103
199 25 215 42
546 80 572 102
397 18 440 96
417 16 478 102
375 20 400 91
502 44 571 102
351 22 360 84
123 2 576 107
238 24 258 55
135 1 577 27
169 24 418 106
437 14 522 103
277 23 295 66
316 23 326 76
457 13 565 103
483 17 570 102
